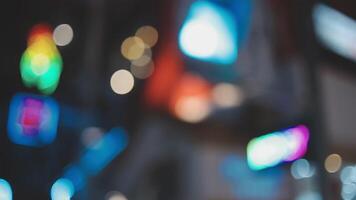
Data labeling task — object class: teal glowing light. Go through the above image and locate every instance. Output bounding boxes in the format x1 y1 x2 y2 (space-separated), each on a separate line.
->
0 179 12 200
247 125 309 170
51 178 75 200
20 24 63 95
178 1 238 64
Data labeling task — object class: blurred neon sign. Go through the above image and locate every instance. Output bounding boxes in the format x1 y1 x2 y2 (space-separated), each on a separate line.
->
7 93 59 147
247 125 310 170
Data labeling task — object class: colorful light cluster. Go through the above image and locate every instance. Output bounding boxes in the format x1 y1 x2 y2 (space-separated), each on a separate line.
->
247 125 309 170
7 93 59 147
20 24 63 95
179 0 238 64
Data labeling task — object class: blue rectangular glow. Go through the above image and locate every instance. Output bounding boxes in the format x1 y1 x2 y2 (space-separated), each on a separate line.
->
7 93 59 147
78 128 128 176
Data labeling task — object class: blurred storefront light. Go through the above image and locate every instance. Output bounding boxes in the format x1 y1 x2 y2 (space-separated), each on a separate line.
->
247 125 310 170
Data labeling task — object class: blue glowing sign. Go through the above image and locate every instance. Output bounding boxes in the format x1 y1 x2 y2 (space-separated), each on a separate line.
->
79 128 128 175
179 0 238 64
7 93 59 147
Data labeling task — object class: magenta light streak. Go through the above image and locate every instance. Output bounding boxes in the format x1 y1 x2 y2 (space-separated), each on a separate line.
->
284 125 310 161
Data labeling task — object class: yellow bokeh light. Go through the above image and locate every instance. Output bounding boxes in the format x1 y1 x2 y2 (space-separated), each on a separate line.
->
121 36 145 60
135 25 159 47
212 83 244 108
110 69 135 95
325 153 342 173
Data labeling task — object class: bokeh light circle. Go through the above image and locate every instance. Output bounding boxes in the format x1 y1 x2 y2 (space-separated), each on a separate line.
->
135 25 159 47
121 37 145 60
290 159 315 179
324 153 342 173
53 24 74 46
110 69 135 95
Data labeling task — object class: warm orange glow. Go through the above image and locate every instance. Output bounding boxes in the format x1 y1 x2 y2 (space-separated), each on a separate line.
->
144 36 184 108
169 74 212 123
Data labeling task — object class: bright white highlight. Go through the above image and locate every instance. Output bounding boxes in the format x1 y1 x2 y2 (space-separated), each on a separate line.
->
110 70 135 95
180 21 218 58
178 1 238 64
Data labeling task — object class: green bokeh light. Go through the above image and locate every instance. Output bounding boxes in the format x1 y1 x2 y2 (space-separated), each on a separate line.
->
20 32 62 95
